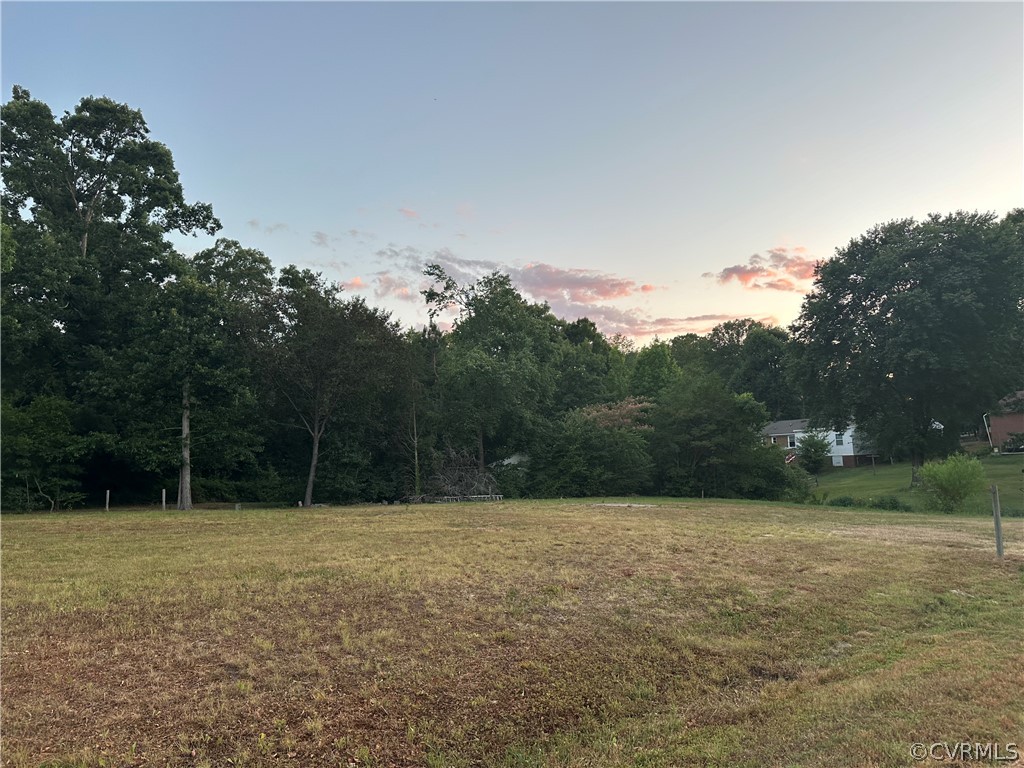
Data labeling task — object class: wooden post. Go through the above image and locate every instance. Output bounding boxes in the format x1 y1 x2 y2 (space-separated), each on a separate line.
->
162 488 166 511
990 484 1004 559
105 489 110 512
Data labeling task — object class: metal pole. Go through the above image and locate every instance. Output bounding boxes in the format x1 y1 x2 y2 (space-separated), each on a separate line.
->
162 488 166 511
105 489 110 512
990 484 1004 559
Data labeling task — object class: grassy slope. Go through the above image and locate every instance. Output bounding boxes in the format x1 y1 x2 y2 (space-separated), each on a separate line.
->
812 454 1024 516
2 501 1022 768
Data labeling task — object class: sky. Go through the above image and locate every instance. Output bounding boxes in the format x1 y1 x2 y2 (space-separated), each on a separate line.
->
2 1 1021 342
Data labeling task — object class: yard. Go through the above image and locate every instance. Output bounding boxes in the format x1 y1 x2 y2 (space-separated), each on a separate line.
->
2 500 1021 767
811 453 1024 516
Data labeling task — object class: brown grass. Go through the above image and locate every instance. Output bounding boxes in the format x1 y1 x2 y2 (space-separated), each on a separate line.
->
2 500 1021 767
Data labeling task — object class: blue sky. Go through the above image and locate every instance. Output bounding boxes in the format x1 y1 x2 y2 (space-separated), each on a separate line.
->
3 1 1021 341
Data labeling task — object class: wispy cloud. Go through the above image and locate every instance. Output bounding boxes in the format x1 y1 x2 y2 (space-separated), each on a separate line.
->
374 245 739 340
703 246 820 292
398 208 419 220
513 263 640 304
311 231 332 248
340 276 365 291
247 218 289 235
348 228 377 240
374 272 418 303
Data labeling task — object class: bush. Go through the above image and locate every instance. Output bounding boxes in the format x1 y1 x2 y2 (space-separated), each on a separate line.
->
780 464 814 503
796 432 831 475
919 454 986 514
867 495 912 512
825 494 912 512
828 496 860 507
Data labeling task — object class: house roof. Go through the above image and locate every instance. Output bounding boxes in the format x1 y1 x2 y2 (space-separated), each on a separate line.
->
762 419 809 436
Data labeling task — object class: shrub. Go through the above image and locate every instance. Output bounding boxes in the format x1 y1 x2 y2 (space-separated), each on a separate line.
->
867 495 912 512
828 496 860 508
919 454 986 514
1001 432 1024 453
796 432 831 475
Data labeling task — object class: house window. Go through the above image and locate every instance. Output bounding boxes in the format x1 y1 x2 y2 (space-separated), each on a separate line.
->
788 435 796 449
835 432 844 446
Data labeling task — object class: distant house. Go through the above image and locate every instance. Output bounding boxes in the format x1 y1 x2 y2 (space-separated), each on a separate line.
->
983 391 1024 453
762 419 874 468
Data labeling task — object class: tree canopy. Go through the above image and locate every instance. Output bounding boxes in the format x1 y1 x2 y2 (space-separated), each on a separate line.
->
791 211 1024 471
3 87 1015 510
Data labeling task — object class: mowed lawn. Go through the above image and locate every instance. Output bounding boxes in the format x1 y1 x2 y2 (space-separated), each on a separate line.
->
2 501 1022 768
812 454 1024 516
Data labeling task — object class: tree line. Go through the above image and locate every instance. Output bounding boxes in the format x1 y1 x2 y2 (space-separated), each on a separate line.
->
2 89 1021 510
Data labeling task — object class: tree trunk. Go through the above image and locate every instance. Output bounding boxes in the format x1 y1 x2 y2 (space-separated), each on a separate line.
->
909 452 923 488
477 423 485 470
177 378 193 510
304 427 321 508
412 403 421 496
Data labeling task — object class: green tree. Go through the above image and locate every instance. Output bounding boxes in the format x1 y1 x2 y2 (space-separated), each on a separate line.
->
791 211 1024 481
271 267 402 507
1 87 223 506
0 394 87 510
424 267 561 468
630 340 682 398
649 373 788 499
795 432 831 476
730 325 802 420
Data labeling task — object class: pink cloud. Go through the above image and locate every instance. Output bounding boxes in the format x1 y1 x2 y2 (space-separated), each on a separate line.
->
706 246 820 292
511 263 645 304
376 243 761 342
398 208 419 220
374 273 418 303
340 276 365 291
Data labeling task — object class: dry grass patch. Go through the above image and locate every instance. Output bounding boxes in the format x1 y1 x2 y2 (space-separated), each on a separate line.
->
2 501 1021 767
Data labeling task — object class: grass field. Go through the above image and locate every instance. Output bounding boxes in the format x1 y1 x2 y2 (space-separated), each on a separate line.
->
2 500 1022 767
813 454 1024 516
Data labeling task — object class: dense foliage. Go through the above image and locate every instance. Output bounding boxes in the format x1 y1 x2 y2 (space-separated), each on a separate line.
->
920 454 987 514
791 211 1024 472
3 89 1020 510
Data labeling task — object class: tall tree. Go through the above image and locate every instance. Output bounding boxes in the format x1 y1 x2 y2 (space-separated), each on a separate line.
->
629 340 682 398
424 267 561 468
730 325 802 420
791 211 1024 480
1 87 222 506
271 267 402 507
648 373 788 499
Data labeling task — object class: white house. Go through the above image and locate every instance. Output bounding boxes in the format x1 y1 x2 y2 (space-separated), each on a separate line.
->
762 419 872 468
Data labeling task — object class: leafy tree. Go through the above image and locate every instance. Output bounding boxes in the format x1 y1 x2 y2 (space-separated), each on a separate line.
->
649 373 788 499
0 394 87 510
730 325 802 419
791 211 1024 481
630 340 681 398
270 267 402 506
795 432 831 476
531 405 652 498
555 318 623 410
2 87 224 506
424 267 561 468
920 454 986 513
669 333 713 373
704 318 763 383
